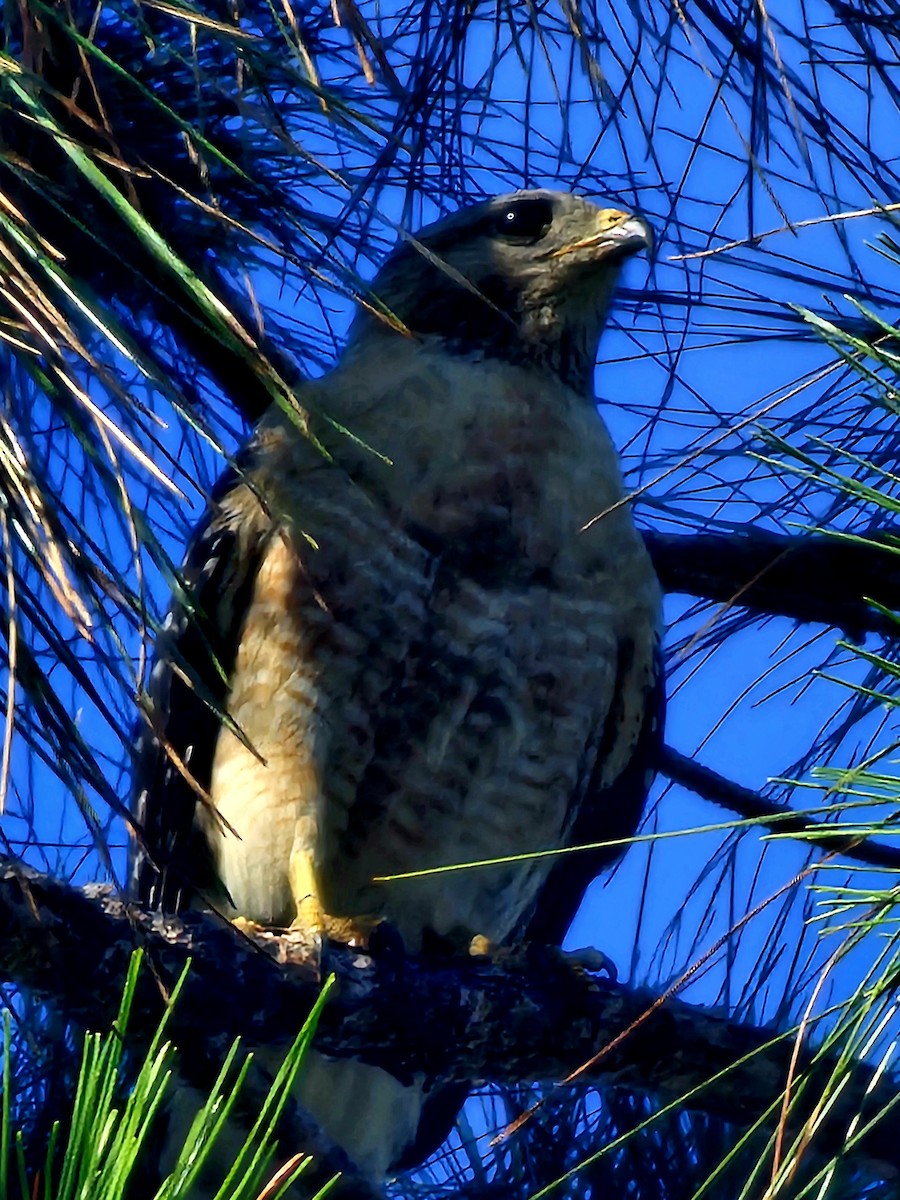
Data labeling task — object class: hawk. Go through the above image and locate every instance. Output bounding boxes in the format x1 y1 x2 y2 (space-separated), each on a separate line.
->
131 189 663 1182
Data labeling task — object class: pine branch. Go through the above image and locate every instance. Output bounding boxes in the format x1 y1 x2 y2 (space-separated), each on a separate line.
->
645 529 900 638
659 744 900 871
2 859 898 1186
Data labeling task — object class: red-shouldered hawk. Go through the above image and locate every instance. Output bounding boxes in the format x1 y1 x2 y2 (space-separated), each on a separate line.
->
131 189 663 1184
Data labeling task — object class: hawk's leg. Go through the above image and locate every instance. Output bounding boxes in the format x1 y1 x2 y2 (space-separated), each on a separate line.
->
287 844 400 954
288 844 328 946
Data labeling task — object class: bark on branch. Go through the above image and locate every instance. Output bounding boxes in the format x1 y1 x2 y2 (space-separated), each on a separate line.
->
2 860 899 1186
659 744 900 871
645 528 900 638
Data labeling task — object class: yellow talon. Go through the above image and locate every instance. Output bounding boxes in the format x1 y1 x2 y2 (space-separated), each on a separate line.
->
230 914 268 936
324 913 387 949
468 933 496 957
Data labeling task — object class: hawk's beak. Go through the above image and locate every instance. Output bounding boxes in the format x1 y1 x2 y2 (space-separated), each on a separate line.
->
550 211 653 261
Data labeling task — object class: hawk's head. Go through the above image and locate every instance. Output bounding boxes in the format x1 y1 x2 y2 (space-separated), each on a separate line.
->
353 190 652 394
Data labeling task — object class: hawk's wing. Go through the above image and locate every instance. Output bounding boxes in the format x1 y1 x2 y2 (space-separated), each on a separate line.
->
130 464 271 911
522 638 665 945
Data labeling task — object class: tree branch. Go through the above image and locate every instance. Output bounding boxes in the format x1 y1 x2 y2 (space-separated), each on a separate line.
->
645 529 900 638
659 744 900 871
2 860 898 1185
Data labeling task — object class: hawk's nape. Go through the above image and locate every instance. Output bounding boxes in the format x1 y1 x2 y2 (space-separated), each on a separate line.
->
130 190 663 1188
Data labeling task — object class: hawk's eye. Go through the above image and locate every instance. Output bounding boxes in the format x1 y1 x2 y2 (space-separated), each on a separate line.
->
495 198 554 243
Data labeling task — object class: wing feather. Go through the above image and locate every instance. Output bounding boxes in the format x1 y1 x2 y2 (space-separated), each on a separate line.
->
130 468 272 911
522 638 664 945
